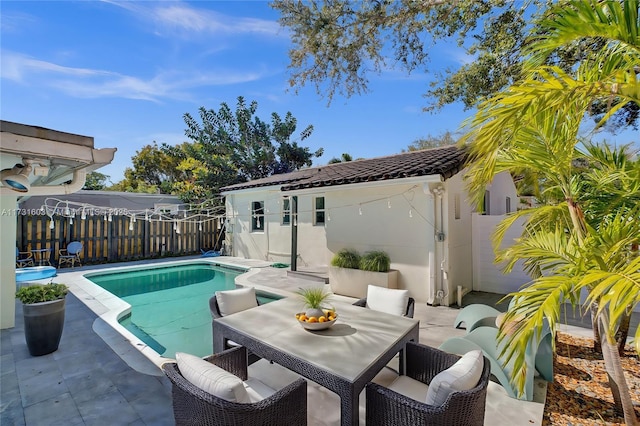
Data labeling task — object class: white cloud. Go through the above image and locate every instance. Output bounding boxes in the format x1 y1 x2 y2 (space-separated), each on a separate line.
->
1 50 267 102
103 0 282 38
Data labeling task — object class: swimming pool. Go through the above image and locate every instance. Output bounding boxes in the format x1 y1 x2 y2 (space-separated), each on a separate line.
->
85 263 282 358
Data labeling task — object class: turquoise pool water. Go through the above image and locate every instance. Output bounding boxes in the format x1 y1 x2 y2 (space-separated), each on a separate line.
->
85 263 281 358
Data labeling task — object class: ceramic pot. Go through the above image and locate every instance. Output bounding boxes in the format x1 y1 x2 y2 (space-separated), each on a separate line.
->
22 298 65 356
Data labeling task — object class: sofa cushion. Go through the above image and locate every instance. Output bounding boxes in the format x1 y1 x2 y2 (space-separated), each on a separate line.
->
366 285 409 316
425 349 484 406
175 352 250 403
216 287 258 316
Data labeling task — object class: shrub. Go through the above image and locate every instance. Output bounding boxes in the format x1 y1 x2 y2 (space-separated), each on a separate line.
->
359 251 391 272
15 283 68 304
330 249 361 269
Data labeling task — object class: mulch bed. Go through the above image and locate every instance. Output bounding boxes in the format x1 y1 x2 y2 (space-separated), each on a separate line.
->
543 332 640 425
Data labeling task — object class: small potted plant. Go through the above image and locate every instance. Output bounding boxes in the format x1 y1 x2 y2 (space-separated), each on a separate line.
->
297 286 332 320
15 282 68 356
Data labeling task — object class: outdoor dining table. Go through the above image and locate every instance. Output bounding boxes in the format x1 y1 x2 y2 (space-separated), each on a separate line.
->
213 296 420 426
30 248 52 266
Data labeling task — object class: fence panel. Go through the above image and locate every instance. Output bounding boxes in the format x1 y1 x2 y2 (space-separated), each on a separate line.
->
16 214 222 266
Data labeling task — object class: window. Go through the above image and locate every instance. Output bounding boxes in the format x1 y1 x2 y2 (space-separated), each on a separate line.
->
483 190 491 215
281 197 291 225
251 201 264 232
454 194 461 220
313 196 325 225
506 197 511 214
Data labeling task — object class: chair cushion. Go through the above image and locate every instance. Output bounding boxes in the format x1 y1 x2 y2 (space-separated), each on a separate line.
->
366 285 409 316
425 349 484 406
216 287 258 316
175 352 250 403
387 375 429 402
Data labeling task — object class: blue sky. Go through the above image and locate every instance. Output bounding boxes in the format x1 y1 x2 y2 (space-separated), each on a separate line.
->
1 1 636 183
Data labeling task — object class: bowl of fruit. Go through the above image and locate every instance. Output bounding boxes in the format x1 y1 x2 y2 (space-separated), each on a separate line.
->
295 310 338 330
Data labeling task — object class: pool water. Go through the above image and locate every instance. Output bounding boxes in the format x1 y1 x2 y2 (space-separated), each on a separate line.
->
86 263 281 358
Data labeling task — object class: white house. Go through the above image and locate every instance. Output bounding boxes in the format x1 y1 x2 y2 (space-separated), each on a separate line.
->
0 120 116 329
221 146 518 306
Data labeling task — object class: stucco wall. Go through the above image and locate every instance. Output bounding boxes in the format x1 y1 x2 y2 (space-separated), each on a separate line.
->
472 213 531 294
225 191 331 266
225 171 519 305
1 194 19 329
226 180 442 302
443 173 474 305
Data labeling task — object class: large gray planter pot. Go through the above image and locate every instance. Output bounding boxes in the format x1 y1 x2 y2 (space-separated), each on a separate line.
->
22 298 66 356
328 266 399 298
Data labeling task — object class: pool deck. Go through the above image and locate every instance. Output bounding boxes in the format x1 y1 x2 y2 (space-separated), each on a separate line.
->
2 255 622 425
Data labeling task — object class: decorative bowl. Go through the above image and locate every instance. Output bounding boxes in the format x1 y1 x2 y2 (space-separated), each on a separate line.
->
295 312 338 331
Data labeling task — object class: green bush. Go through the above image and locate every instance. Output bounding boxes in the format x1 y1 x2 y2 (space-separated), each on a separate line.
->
359 251 391 272
15 283 68 304
330 248 361 269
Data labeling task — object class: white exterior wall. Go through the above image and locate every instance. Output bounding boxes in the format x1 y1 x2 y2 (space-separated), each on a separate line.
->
224 171 517 305
225 190 331 265
226 180 441 302
485 172 519 215
443 174 474 305
1 194 19 328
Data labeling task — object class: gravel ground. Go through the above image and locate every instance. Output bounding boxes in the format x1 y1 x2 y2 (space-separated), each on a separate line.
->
543 332 640 425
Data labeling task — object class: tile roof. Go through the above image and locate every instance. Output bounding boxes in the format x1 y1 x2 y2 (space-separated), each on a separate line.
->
221 145 467 193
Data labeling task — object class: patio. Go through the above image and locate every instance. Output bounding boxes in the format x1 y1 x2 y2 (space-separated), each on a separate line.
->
1 256 604 425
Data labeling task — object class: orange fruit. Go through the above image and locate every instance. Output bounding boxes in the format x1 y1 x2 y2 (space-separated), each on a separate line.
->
307 316 318 323
298 314 307 322
328 315 335 321
318 316 326 323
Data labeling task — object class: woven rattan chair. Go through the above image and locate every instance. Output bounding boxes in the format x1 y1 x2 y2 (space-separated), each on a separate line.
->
16 247 34 268
210 291 262 364
58 241 83 268
365 342 490 426
163 346 307 426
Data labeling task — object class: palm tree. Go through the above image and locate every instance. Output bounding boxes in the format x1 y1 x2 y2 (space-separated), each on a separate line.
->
462 1 640 423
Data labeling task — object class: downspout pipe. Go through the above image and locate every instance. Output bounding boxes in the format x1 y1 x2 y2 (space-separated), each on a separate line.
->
0 169 87 196
429 185 445 305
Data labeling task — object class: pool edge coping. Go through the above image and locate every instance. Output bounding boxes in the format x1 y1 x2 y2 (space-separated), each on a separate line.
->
55 257 299 373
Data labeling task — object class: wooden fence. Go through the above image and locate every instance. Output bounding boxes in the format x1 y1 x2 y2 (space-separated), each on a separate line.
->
16 213 223 266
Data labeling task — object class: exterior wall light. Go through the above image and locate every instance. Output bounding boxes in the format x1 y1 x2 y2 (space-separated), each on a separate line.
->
0 163 32 192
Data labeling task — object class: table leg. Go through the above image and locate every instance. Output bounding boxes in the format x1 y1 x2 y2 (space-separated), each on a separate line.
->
212 322 226 354
340 390 359 426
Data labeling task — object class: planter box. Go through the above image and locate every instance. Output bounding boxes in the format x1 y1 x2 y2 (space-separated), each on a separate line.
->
328 266 398 299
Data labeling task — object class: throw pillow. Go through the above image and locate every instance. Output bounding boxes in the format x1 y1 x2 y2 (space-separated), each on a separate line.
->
216 287 258 316
366 285 409 316
425 349 484 406
175 352 250 403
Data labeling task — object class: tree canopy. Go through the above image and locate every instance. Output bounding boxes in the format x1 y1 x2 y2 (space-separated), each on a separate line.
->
272 0 638 128
112 97 322 202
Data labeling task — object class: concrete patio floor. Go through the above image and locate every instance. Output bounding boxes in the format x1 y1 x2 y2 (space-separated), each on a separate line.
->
1 256 621 425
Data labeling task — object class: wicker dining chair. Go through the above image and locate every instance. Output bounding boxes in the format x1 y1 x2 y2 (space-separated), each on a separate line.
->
352 285 415 318
365 342 490 426
162 346 307 426
210 287 262 364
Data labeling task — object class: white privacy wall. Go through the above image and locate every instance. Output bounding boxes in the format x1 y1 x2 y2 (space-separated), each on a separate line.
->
472 213 530 294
